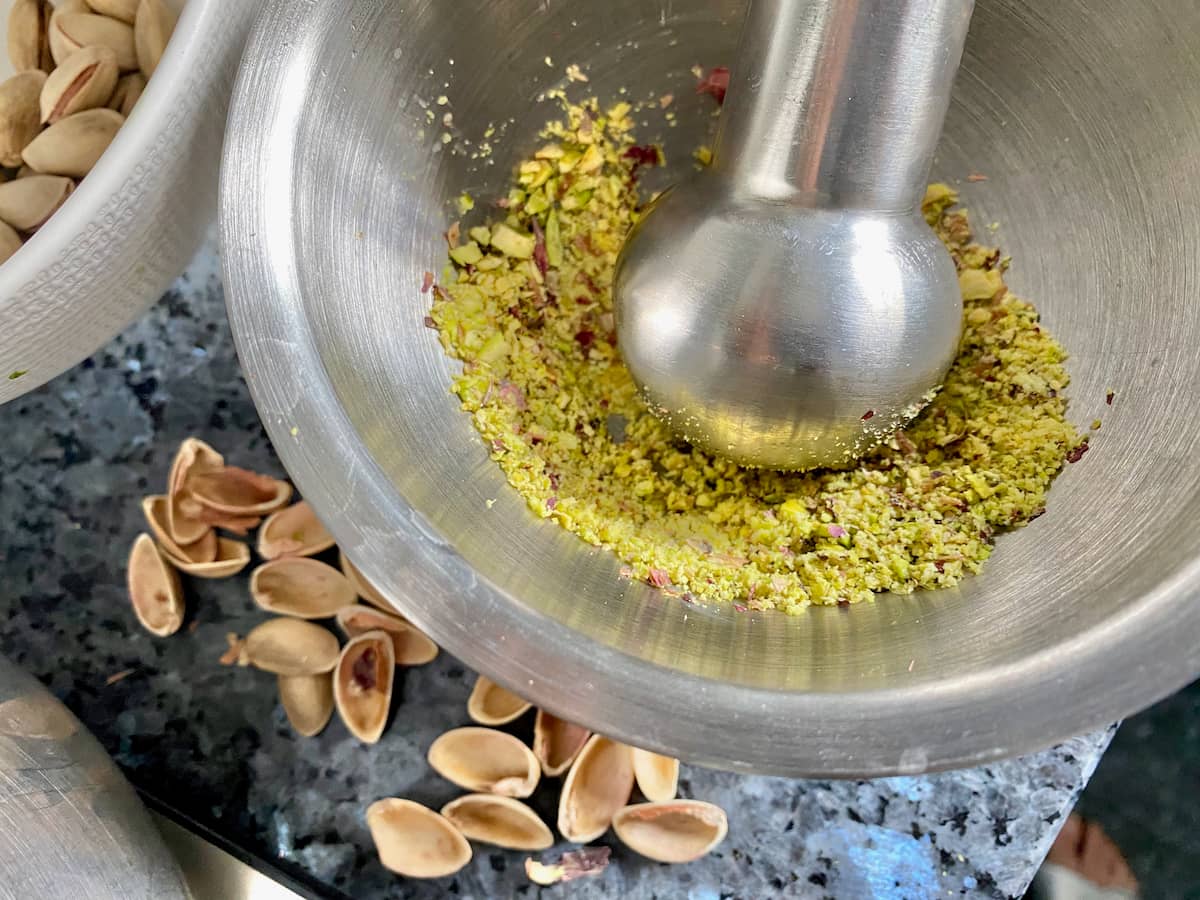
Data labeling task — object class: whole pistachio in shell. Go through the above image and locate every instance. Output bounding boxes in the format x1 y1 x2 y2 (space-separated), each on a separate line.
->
533 709 591 777
557 735 635 843
107 71 144 117
126 532 184 637
612 800 728 864
335 604 439 666
40 44 119 124
53 12 137 70
278 673 334 737
134 0 175 78
256 500 335 560
338 550 394 613
22 107 123 178
186 464 291 517
0 220 21 265
7 0 52 73
440 794 553 851
0 174 73 232
141 494 217 565
46 0 88 65
427 727 541 799
86 0 139 25
251 557 355 619
631 748 679 803
333 631 394 743
367 798 472 879
171 537 250 579
466 675 531 726
243 618 340 676
0 70 48 168
166 437 224 545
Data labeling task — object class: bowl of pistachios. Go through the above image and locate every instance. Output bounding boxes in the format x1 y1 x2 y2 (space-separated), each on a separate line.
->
0 0 261 404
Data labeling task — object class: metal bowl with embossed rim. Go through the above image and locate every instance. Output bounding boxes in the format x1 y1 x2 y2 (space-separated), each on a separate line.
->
221 0 1200 776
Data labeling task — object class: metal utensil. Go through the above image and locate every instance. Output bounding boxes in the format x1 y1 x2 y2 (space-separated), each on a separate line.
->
615 0 973 470
222 0 1200 776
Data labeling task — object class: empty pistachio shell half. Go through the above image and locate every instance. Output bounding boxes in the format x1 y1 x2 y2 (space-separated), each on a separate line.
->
0 174 72 232
612 800 728 864
338 550 394 612
278 673 334 737
243 618 340 676
441 794 554 851
251 557 354 619
533 710 591 777
141 494 217 564
0 70 48 168
134 0 175 78
7 0 52 73
40 44 119 124
557 735 635 843
53 12 136 70
427 727 541 798
0 220 21 265
333 631 394 743
86 0 139 25
166 437 224 545
126 532 184 637
467 675 531 726
175 496 262 535
335 604 439 666
171 537 250 579
256 500 335 560
23 107 123 178
107 71 144 117
631 748 679 803
367 798 472 879
187 464 291 516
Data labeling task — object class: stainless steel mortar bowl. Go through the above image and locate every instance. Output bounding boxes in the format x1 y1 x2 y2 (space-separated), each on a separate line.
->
221 0 1200 776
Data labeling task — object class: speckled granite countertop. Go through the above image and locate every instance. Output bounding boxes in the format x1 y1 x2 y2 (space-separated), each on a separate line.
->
0 238 1113 899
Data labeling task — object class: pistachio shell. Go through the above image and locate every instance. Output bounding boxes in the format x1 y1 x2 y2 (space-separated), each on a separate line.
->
171 537 250 579
367 799 472 879
175 497 262 535
557 735 635 843
0 174 73 232
126 532 184 637
338 550 394 612
251 557 355 619
278 673 333 737
0 220 21 265
187 464 291 516
141 494 217 564
40 44 118 124
53 12 136 70
333 631 394 743
335 604 439 666
107 71 144 117
0 71 48 168
441 794 554 851
7 0 52 73
166 437 224 545
133 0 175 78
243 618 340 676
15 165 35 178
533 710 591 777
631 748 679 803
86 0 139 25
466 675 531 726
256 500 335 559
612 800 728 864
22 107 123 178
427 727 541 798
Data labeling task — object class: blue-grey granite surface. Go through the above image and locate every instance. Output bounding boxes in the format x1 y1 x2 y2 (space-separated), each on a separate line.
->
0 237 1113 899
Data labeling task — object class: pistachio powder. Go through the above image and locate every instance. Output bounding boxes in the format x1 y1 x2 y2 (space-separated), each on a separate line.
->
430 97 1084 611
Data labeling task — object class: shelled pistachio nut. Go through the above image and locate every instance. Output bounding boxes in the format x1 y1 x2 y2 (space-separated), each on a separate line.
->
533 709 591 777
367 799 472 879
335 604 439 666
7 0 53 73
0 174 73 232
427 727 541 798
612 800 728 864
23 107 123 178
256 500 335 559
631 748 680 803
466 675 531 726
87 0 140 26
52 12 137 70
0 70 48 168
251 557 355 619
278 672 334 737
107 71 145 117
333 631 394 743
134 0 175 78
0 221 21 265
243 618 340 676
41 45 119 124
440 795 554 851
126 532 184 637
141 494 218 565
557 735 635 843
